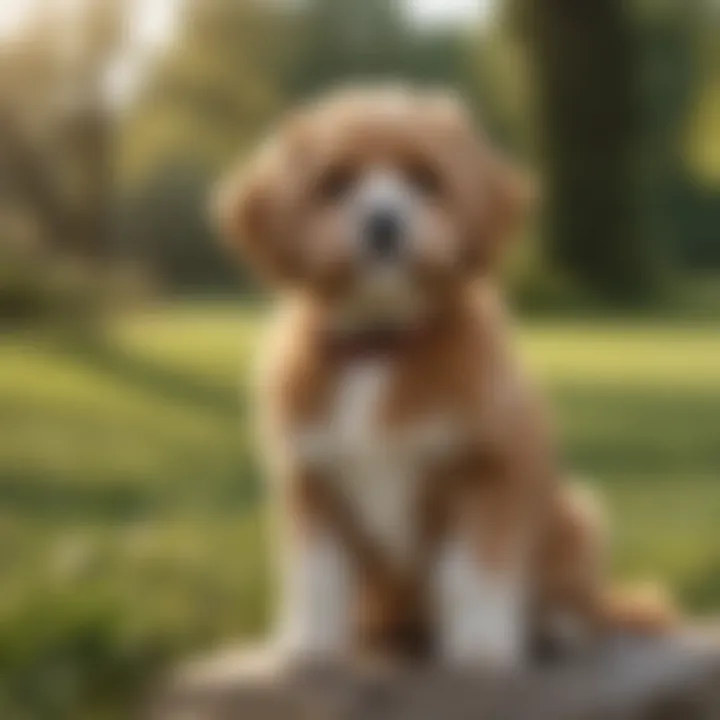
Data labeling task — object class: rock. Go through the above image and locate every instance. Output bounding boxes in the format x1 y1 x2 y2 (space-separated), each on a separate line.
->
144 629 720 720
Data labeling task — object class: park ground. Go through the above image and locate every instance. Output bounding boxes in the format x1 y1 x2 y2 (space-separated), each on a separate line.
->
1 303 719 716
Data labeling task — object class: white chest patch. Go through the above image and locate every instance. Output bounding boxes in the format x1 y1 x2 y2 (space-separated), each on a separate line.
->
291 357 463 567
295 360 444 567
332 361 420 565
334 361 389 449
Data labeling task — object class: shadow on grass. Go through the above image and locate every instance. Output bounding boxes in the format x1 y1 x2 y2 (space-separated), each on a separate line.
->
683 559 720 613
549 382 720 475
0 460 263 521
48 333 243 421
0 469 159 520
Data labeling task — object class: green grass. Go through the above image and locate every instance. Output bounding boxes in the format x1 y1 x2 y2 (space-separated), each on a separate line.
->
518 323 720 608
1 305 719 716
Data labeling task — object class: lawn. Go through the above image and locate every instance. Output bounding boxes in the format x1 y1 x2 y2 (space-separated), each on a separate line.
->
1 304 719 717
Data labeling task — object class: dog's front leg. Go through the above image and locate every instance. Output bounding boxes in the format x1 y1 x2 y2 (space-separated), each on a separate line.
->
276 470 355 661
279 529 354 659
431 462 534 670
433 535 526 669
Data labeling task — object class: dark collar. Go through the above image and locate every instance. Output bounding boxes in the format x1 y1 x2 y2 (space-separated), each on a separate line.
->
321 322 431 362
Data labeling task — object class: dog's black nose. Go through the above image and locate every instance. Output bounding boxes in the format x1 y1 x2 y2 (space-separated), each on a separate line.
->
365 210 401 260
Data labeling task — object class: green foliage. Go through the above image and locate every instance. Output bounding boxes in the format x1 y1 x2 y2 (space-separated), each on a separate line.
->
635 1 719 272
1 305 720 716
0 2 128 261
119 162 244 294
120 0 292 185
289 0 409 95
505 236 586 314
504 0 720 292
117 0 295 292
0 243 149 327
287 0 480 101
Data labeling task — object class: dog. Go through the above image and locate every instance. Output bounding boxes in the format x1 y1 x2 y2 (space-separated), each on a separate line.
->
213 86 675 667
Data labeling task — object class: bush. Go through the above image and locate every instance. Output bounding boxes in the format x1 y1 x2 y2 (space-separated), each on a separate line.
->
505 236 587 315
0 243 153 329
0 588 172 720
118 163 245 294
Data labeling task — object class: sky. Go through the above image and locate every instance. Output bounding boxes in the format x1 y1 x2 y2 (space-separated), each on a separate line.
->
409 0 492 26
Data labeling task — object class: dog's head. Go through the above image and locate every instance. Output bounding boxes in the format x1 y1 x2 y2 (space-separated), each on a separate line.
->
214 87 531 323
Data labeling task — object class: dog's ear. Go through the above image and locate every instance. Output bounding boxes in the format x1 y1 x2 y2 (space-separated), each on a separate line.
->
421 92 534 273
211 138 297 284
471 149 535 270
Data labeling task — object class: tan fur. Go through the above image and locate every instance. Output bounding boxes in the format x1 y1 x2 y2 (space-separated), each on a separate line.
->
214 86 676 660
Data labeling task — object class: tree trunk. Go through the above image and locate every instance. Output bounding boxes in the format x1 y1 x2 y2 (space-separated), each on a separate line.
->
520 0 656 303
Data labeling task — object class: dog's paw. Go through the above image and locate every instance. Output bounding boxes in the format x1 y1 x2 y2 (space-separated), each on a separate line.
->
441 628 525 674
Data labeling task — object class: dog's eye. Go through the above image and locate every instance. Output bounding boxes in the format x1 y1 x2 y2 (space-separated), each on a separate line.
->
316 165 356 203
405 161 443 198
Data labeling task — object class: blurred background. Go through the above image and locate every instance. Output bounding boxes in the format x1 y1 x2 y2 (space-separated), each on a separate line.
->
0 0 718 717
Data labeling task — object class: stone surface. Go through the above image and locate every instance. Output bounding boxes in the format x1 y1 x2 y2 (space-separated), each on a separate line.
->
144 630 720 720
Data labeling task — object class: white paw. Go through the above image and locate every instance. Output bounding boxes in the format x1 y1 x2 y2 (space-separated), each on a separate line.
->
275 624 346 664
441 612 524 670
279 533 353 662
435 540 526 671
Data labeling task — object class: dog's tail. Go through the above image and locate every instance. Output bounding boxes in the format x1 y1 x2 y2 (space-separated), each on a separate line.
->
594 581 680 634
559 479 680 635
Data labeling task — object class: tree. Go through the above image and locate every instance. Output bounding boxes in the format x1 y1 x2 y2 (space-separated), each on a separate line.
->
120 0 291 185
288 0 409 98
117 0 292 291
289 0 484 113
0 1 129 260
509 0 654 302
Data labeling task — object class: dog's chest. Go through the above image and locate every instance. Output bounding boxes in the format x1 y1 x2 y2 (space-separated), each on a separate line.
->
303 360 455 565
